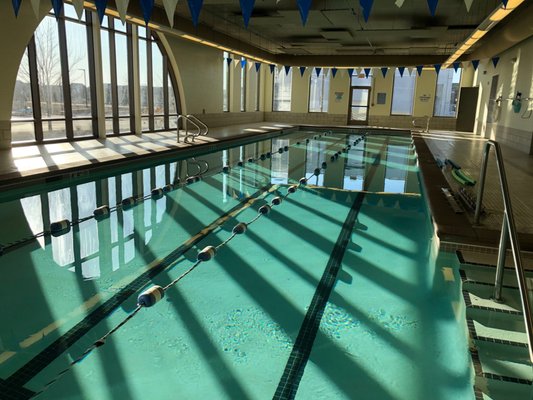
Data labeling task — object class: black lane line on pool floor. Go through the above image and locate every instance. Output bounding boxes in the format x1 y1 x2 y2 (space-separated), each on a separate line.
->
6 184 275 394
274 144 386 400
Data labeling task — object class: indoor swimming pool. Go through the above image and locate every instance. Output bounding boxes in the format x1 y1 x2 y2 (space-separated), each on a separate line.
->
0 130 473 399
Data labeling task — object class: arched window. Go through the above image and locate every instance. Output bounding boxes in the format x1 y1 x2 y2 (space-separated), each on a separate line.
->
11 4 180 144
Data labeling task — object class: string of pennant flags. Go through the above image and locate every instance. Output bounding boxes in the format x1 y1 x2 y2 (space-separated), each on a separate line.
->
11 0 512 27
224 57 502 78
12 0 503 77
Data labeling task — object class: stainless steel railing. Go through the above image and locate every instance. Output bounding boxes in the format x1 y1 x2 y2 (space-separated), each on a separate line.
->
473 140 533 361
176 115 208 143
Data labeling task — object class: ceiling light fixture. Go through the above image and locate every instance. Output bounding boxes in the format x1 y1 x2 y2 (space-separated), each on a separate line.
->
442 0 525 68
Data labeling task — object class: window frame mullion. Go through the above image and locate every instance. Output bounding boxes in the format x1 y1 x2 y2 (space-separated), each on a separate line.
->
58 14 74 140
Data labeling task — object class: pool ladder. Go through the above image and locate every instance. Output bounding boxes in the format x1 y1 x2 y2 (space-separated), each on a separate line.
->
177 114 209 143
474 140 533 363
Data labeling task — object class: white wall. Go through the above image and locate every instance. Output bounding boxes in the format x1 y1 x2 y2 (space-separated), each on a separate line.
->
473 35 533 153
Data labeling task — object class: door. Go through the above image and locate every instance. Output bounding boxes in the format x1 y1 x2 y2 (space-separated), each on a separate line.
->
348 86 370 125
456 87 479 132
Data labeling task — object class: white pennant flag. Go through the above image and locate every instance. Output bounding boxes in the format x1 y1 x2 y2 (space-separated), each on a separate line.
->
162 0 179 27
72 0 84 20
464 0 474 12
116 0 130 25
30 0 40 17
395 0 405 7
407 66 414 76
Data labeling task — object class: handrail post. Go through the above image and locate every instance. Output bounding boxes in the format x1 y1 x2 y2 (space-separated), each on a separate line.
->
474 142 490 224
493 214 508 302
472 139 533 362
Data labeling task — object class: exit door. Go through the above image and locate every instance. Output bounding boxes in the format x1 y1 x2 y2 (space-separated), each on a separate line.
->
348 86 370 125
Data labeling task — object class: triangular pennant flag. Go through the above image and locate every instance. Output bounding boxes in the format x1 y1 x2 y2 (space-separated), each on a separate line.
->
356 67 363 75
296 0 312 25
427 0 438 16
434 64 441 75
116 0 130 24
140 0 154 25
51 0 64 19
30 0 40 17
472 60 479 70
269 64 275 74
395 0 405 7
464 0 473 12
453 62 460 72
416 65 423 76
12 0 22 17
331 193 337 202
492 56 500 68
284 65 291 75
502 0 508 8
359 0 374 22
381 67 388 78
162 0 179 27
346 194 353 203
398 66 405 77
348 68 354 78
241 59 247 69
72 0 85 20
240 0 255 28
255 62 261 72
315 67 322 77
95 0 108 24
407 66 414 76
331 67 338 78
187 0 203 27
299 66 306 77
226 57 232 66
364 68 371 78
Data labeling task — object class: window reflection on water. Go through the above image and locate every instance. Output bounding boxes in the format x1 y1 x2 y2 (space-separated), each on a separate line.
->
14 133 417 281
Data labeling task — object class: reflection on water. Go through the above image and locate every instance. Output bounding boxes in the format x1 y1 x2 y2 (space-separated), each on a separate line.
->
0 129 420 384
7 132 418 281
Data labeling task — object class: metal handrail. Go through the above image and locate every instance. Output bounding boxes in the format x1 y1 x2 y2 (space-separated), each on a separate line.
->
473 140 533 362
176 115 201 143
186 114 209 136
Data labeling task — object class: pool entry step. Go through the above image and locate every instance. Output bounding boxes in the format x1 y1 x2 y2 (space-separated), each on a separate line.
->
457 251 533 400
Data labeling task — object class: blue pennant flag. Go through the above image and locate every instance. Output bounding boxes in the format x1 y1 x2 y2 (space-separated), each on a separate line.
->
226 57 233 66
427 0 438 16
472 60 479 70
364 68 371 78
299 66 306 77
51 0 64 19
315 67 322 77
331 67 338 78
140 0 155 25
187 0 204 27
240 0 255 28
255 62 261 72
381 67 388 78
348 68 354 78
284 65 291 75
297 0 313 25
12 0 22 17
492 56 500 68
416 65 423 76
269 64 275 74
398 66 405 77
453 62 460 72
359 0 374 22
502 0 508 7
95 0 109 24
241 59 247 69
434 64 441 75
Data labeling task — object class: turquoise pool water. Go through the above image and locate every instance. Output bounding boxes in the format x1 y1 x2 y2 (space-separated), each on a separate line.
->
0 131 473 399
